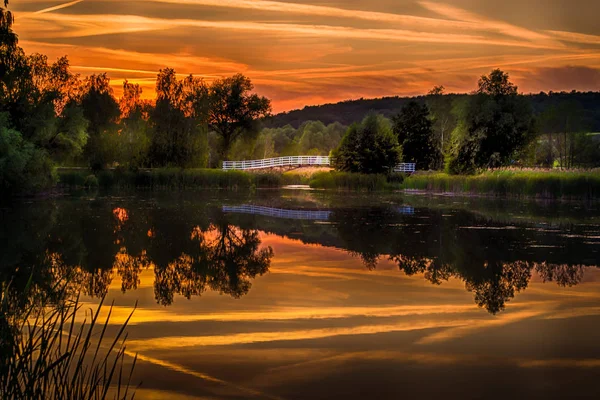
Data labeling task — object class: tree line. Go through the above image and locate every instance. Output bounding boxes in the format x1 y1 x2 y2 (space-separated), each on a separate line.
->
331 69 600 174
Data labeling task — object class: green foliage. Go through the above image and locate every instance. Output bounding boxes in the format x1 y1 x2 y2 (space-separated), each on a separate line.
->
309 171 403 191
58 168 287 190
332 114 400 174
83 174 98 188
0 115 56 195
209 74 271 159
393 101 442 170
537 99 596 169
149 69 209 168
403 170 600 199
427 86 456 156
447 70 535 174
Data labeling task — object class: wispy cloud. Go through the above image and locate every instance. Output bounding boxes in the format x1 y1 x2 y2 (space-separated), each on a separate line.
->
19 12 562 49
33 0 84 14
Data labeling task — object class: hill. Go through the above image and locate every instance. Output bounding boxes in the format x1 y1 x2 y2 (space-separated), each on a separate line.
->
267 92 600 131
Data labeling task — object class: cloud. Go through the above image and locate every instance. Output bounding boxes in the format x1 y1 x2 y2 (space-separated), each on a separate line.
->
19 11 561 49
515 66 600 93
33 0 84 14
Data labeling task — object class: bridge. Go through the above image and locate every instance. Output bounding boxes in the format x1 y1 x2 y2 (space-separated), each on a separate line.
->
222 156 416 173
223 205 414 220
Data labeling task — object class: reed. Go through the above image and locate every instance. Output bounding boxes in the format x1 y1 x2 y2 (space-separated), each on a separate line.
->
309 171 404 191
1 282 138 399
57 168 286 190
403 170 600 199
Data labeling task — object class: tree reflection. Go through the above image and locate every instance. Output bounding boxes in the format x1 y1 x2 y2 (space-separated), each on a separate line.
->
153 220 273 305
0 196 596 316
0 200 273 309
327 205 597 314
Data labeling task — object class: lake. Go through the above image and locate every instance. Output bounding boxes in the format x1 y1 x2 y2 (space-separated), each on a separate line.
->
2 190 600 399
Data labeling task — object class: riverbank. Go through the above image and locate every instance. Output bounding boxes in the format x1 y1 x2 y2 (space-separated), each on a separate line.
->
402 170 600 200
56 168 600 200
58 168 288 190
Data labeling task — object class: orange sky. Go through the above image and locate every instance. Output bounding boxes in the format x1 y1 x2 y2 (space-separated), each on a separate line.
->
11 0 600 112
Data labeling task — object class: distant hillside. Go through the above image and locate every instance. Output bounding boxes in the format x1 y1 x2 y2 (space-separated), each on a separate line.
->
267 92 600 131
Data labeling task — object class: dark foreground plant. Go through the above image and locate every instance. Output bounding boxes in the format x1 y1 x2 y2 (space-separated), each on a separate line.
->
0 282 138 400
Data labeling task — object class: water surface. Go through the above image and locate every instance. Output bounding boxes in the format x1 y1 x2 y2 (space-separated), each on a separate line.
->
2 191 600 399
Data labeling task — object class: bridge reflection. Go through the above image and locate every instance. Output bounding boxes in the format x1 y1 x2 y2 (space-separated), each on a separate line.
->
222 205 415 220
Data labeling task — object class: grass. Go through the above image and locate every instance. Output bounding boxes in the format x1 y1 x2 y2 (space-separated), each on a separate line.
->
309 171 405 191
1 282 138 399
403 170 600 199
58 167 283 190
57 167 600 198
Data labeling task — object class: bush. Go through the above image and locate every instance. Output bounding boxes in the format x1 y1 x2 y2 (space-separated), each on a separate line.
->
57 169 87 187
253 172 282 188
83 174 99 188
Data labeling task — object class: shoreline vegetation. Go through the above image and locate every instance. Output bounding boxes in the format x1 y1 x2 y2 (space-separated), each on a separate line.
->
55 167 600 200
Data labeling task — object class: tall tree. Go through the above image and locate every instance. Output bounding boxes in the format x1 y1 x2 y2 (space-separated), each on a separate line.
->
149 69 208 167
427 85 456 154
393 101 442 170
332 113 400 174
540 100 596 168
448 69 535 174
117 80 151 167
477 69 518 96
79 73 119 168
208 74 271 161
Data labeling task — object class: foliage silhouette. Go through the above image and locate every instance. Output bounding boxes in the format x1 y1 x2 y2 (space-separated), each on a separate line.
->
332 113 400 174
393 101 442 170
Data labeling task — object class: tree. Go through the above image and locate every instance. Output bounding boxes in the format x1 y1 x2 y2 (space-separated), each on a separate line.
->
208 74 271 160
149 69 208 167
393 101 442 170
0 113 56 195
79 73 119 169
116 80 151 167
448 70 535 174
477 69 518 96
427 85 456 154
332 113 400 174
540 100 594 169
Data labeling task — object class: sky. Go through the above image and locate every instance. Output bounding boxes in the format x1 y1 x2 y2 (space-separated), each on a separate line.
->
9 0 600 112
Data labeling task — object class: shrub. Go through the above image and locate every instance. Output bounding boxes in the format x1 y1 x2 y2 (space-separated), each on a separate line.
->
83 174 99 188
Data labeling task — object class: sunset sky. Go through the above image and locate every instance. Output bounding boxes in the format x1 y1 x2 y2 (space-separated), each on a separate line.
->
10 0 600 112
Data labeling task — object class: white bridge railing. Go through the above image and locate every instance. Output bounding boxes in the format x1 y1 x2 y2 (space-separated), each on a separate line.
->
223 156 330 170
222 156 415 173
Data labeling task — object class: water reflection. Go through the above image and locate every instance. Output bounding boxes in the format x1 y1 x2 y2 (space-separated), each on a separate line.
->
0 200 274 310
1 193 599 316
